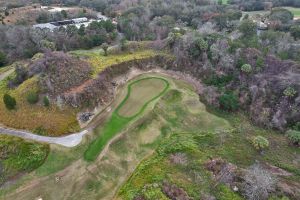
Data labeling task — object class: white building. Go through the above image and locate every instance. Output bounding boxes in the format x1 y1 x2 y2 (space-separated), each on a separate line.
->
33 17 106 31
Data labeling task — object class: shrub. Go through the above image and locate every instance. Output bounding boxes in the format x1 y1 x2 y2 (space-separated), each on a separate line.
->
101 43 109 56
0 51 6 67
236 57 246 68
290 25 300 40
33 126 48 136
293 122 300 131
61 10 67 18
286 130 300 146
189 37 208 58
26 91 39 104
256 57 264 69
219 92 239 111
251 136 269 152
228 40 244 53
3 94 16 110
241 64 252 73
120 38 127 51
238 20 256 38
204 74 233 88
283 86 297 97
43 96 50 107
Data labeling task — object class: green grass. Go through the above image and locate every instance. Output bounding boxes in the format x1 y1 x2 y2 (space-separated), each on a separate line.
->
84 113 131 161
117 86 300 199
34 142 88 176
0 135 49 185
222 0 229 5
71 49 163 77
283 7 300 17
84 77 170 162
116 77 169 118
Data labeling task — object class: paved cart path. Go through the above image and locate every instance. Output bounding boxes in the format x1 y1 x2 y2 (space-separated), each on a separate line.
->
0 127 89 147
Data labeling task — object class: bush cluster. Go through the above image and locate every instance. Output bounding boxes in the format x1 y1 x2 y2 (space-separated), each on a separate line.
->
251 136 269 152
3 94 16 110
219 92 239 111
26 91 39 104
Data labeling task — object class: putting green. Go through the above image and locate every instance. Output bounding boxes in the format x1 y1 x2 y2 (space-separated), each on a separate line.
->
116 77 169 118
84 76 169 161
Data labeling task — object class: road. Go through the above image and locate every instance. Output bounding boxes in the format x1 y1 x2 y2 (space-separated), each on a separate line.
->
0 127 89 147
0 68 91 147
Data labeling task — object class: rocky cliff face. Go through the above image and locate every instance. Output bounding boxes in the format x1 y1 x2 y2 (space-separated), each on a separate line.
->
61 56 173 108
30 48 298 131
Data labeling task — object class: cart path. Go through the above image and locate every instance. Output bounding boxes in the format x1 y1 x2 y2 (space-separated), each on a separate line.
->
0 127 89 147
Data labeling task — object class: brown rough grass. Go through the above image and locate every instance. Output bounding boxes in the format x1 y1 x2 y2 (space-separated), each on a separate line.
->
0 76 79 136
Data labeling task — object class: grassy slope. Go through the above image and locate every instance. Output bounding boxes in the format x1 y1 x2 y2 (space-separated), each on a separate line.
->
284 7 300 17
84 77 169 161
71 49 162 77
0 74 79 136
117 86 300 199
117 77 169 118
0 135 49 185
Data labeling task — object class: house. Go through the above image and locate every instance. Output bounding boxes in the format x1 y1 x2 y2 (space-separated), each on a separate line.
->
257 21 268 30
33 17 106 31
33 23 57 31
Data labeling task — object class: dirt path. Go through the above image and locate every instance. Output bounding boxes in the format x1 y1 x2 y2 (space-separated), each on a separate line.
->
0 68 14 82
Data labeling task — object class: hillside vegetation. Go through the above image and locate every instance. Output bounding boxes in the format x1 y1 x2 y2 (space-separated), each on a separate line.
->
0 135 49 186
0 70 79 136
0 73 299 200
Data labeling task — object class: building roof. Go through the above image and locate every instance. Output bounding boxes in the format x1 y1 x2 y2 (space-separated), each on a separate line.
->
72 17 88 24
33 23 57 31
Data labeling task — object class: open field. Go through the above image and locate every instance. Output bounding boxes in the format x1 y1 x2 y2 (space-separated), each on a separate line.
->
117 77 169 118
283 7 300 18
84 77 169 161
243 7 300 20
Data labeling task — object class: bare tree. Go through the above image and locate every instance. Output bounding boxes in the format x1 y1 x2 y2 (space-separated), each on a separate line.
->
242 164 277 200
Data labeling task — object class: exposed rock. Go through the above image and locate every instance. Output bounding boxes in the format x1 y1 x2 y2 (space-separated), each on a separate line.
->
162 181 192 200
204 158 237 186
169 153 188 166
78 112 94 123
